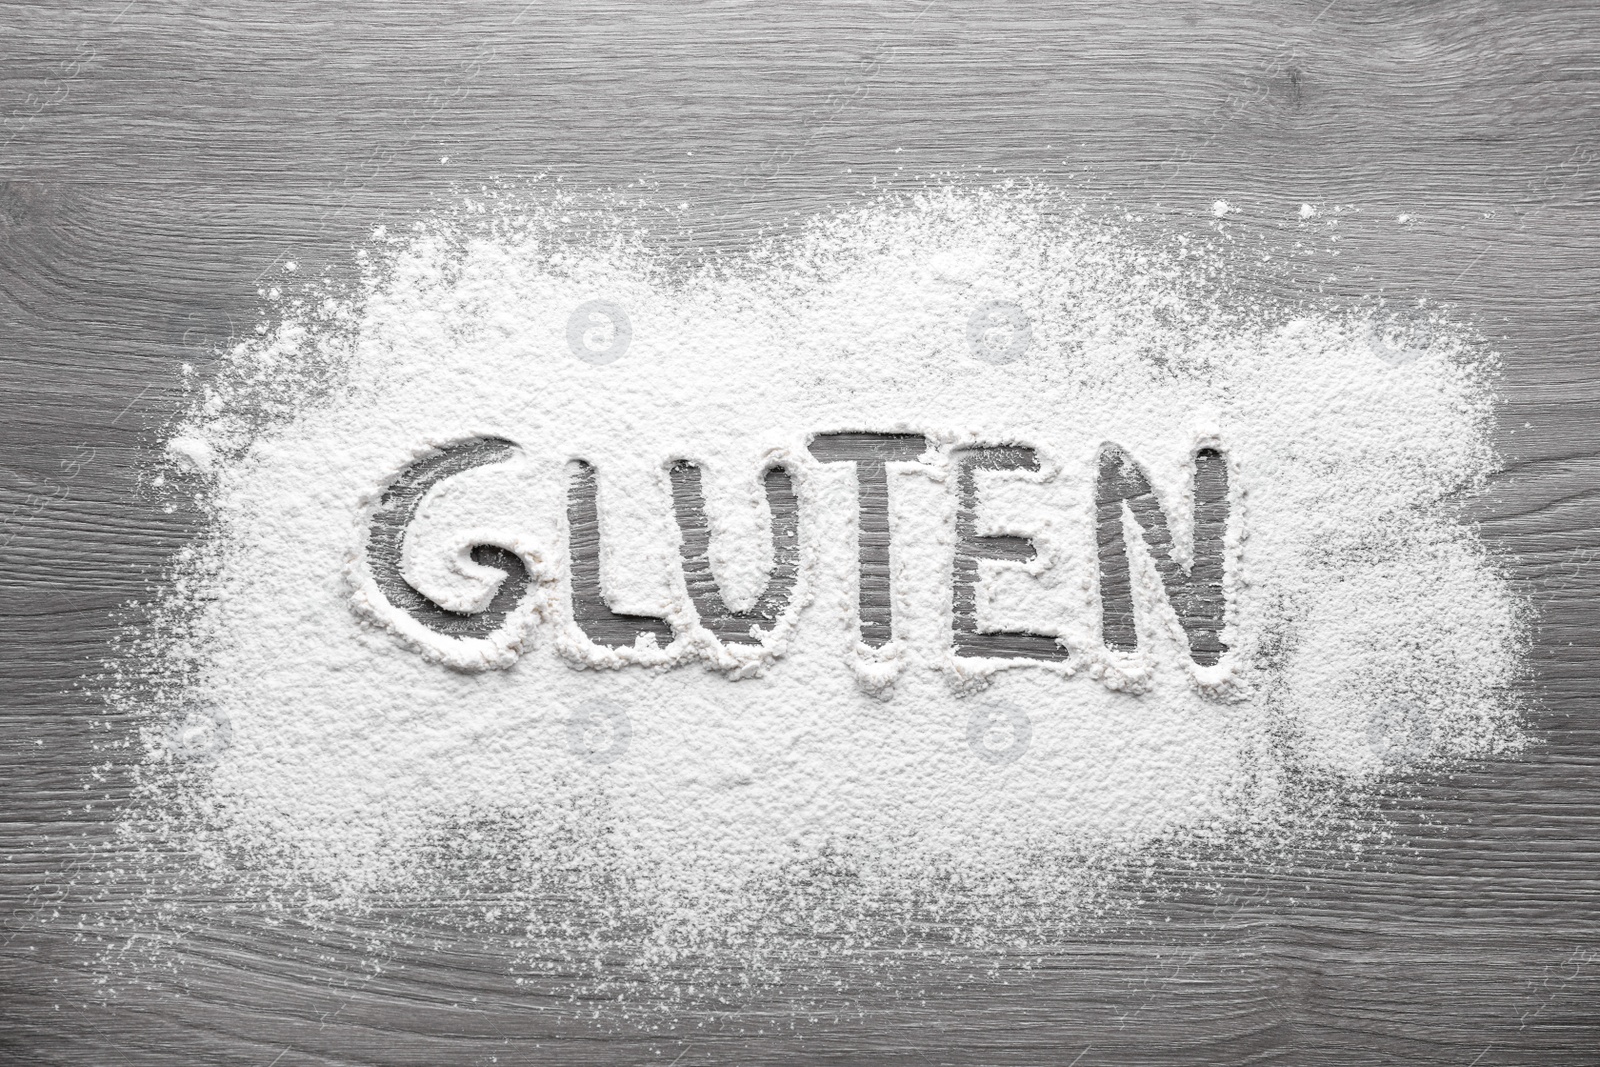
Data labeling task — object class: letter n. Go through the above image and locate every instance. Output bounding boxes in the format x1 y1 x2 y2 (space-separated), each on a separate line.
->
1095 445 1229 666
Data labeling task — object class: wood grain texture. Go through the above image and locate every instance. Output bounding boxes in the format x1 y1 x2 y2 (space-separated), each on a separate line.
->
3 1 1598 1063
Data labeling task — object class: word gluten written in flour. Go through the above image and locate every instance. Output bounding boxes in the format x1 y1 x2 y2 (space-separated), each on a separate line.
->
364 433 1231 667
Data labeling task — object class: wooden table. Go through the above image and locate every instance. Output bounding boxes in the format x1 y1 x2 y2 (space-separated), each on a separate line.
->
3 2 1597 1062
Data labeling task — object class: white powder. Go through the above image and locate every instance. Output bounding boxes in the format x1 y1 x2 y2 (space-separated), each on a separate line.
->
129 184 1523 981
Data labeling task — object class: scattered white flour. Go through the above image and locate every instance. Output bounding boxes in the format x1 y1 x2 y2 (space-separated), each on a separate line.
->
163 434 214 474
125 184 1523 984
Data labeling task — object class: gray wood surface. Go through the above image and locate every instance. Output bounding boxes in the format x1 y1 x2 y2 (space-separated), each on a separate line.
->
3 1 1598 1062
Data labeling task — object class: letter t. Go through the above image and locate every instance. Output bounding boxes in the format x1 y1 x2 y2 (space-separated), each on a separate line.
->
808 432 928 648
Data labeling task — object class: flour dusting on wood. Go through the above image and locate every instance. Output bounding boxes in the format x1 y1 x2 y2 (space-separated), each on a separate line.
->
115 185 1524 992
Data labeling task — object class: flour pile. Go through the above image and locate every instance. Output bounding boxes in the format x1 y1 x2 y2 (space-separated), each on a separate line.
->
132 185 1523 970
